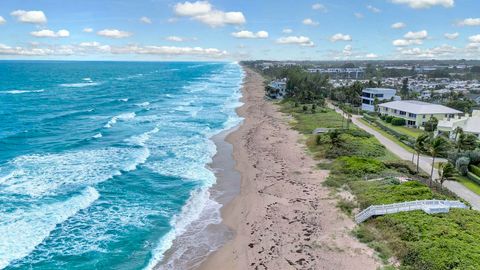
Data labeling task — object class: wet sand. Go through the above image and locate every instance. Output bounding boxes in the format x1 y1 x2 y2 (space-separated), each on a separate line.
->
198 67 380 270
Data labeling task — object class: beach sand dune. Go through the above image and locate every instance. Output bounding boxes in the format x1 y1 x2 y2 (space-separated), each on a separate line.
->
198 68 379 270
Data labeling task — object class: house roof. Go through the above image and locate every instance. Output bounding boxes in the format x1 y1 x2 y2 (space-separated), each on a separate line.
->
379 100 462 115
363 88 396 94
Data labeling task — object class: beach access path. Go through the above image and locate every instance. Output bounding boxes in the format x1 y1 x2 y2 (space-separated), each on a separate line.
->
328 103 480 210
198 68 379 270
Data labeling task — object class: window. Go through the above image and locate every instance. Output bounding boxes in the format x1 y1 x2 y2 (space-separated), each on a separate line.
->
362 99 371 105
423 115 426 119
408 113 416 118
375 94 384 98
407 120 416 126
399 111 406 116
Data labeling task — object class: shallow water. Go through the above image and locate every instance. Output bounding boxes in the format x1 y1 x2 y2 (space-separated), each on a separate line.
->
0 61 243 269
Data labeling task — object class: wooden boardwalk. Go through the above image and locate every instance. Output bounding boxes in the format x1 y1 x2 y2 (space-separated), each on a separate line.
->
355 200 468 223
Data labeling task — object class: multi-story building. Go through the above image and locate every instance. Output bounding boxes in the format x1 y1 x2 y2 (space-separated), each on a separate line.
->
361 88 399 112
378 100 462 128
438 110 480 139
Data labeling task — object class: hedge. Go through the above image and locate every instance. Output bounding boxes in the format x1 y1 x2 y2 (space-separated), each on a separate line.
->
373 119 415 147
391 117 406 126
469 164 480 178
467 171 480 185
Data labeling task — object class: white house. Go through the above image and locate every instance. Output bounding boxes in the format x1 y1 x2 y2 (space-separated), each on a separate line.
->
361 88 400 112
438 110 480 139
266 78 287 99
378 100 463 128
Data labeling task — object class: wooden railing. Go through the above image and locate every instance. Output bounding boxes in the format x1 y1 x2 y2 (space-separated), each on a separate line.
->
355 200 468 223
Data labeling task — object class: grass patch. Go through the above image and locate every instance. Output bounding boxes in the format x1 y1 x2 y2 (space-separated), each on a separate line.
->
379 119 423 138
454 175 480 196
279 100 480 269
279 101 345 134
359 118 415 154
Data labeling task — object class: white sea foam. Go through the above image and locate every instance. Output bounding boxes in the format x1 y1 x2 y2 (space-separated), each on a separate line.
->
118 98 129 102
0 186 100 269
82 77 92 81
0 147 149 197
125 128 159 147
136 102 150 107
104 112 136 128
92 133 103 139
144 187 220 270
2 89 44 94
60 82 101 88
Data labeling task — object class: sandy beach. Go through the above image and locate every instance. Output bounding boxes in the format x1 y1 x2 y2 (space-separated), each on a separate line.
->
198 67 380 270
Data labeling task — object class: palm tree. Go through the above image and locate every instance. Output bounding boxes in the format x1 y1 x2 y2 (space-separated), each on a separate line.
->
414 133 430 173
437 162 455 188
427 136 450 185
454 127 463 141
457 132 478 152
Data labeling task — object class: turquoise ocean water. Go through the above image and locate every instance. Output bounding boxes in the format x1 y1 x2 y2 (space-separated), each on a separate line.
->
0 61 244 269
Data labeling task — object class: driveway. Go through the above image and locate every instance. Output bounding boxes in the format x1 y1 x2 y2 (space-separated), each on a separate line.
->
328 103 480 210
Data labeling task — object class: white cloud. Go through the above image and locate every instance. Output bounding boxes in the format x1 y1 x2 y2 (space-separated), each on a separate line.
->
343 45 353 56
276 36 314 47
312 3 327 12
302 18 319 26
390 0 454 9
397 44 457 58
404 30 428 40
173 1 245 27
391 22 406 29
0 43 228 58
367 5 381 13
166 36 185 42
330 33 352 42
365 53 379 58
231 30 268 39
83 28 93 33
0 16 6 25
10 10 47 24
354 13 364 19
97 29 132 39
110 45 228 58
282 28 293 34
469 35 480 43
174 1 212 16
140 16 152 24
457 18 480 26
0 43 74 56
444 32 459 40
392 39 422 46
30 29 70 38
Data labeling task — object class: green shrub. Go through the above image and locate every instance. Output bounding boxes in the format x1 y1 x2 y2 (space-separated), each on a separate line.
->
374 119 415 147
385 116 394 123
342 128 372 138
467 171 480 185
469 164 480 177
456 157 470 176
337 199 357 215
334 156 385 177
383 160 417 175
391 117 406 126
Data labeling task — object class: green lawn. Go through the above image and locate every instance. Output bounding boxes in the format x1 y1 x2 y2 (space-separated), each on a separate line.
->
279 102 346 134
379 119 423 138
454 175 480 196
359 119 415 154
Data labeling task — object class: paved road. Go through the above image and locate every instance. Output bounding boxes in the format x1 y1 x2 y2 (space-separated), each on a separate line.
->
329 104 480 210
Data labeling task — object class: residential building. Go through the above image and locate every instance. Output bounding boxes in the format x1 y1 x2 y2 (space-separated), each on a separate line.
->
307 67 365 79
361 88 399 112
438 110 480 139
378 100 462 128
266 78 287 99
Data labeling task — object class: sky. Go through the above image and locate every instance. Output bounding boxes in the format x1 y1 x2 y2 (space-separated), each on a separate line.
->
0 0 479 61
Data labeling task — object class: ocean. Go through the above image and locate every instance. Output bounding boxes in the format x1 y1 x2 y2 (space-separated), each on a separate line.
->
0 61 244 269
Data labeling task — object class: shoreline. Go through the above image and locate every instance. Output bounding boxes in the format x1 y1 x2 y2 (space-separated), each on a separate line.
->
198 67 380 269
152 66 244 270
